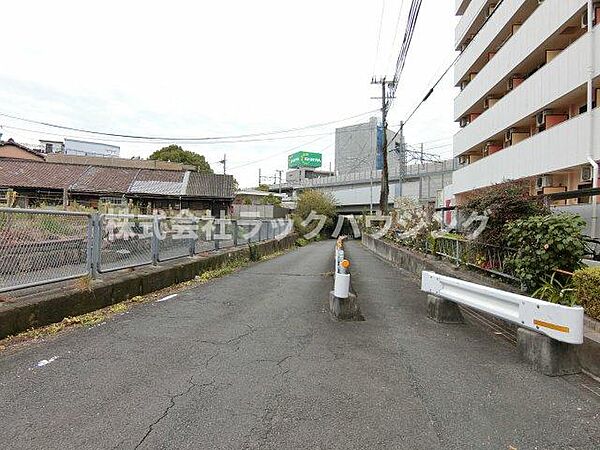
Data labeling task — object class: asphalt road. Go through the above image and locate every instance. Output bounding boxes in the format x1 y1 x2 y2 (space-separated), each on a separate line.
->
0 240 598 449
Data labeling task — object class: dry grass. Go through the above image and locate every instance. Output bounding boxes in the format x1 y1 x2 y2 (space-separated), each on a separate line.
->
73 275 93 292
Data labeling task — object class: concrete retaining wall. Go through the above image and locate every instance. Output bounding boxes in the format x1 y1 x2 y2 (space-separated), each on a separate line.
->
0 235 296 339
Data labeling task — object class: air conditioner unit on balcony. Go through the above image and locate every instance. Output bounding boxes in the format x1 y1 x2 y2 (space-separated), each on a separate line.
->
535 109 553 128
536 110 568 129
484 141 503 157
581 166 593 182
505 128 530 146
483 96 500 110
536 175 553 189
581 4 600 29
458 155 469 165
459 117 469 128
507 75 525 91
460 79 469 91
485 3 497 19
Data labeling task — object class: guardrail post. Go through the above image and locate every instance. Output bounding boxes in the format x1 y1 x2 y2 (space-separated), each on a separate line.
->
426 294 464 324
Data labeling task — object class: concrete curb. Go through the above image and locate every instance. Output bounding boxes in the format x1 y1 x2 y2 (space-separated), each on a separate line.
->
0 235 297 339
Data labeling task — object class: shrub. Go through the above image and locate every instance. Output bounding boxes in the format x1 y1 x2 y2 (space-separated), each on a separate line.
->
261 194 281 206
248 243 261 262
461 180 548 245
293 190 337 238
573 267 600 320
505 213 586 291
386 197 439 251
532 273 577 307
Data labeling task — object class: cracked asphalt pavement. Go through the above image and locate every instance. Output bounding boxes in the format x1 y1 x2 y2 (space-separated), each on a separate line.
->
0 240 599 449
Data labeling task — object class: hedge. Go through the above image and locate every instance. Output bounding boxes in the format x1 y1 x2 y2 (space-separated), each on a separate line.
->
573 267 600 321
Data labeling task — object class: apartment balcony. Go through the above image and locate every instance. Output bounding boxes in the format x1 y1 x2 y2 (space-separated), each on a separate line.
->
454 28 600 157
457 0 473 15
455 0 587 121
455 0 536 85
456 0 497 50
452 111 598 194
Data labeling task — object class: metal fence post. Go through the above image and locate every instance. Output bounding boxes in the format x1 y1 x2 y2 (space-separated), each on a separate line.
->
88 213 97 278
455 239 460 268
232 219 238 247
214 219 220 250
189 218 197 257
152 215 159 265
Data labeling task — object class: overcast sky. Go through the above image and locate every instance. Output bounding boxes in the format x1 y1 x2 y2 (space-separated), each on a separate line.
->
0 0 458 188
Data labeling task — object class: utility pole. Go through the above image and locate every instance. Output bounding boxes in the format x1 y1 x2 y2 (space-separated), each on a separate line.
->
218 154 227 174
258 168 262 187
371 77 395 213
275 170 283 194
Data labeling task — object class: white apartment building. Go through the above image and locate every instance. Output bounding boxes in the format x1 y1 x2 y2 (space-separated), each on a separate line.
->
451 0 600 216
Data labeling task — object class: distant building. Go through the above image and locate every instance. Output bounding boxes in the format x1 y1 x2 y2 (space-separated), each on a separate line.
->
285 168 334 184
39 140 65 154
0 139 44 162
37 138 120 157
64 139 120 157
334 117 401 176
0 159 235 213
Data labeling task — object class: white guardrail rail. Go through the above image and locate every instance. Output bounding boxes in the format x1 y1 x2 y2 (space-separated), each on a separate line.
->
421 271 584 345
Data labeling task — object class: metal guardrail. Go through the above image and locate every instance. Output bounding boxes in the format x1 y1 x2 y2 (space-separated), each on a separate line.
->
0 208 293 293
421 271 584 344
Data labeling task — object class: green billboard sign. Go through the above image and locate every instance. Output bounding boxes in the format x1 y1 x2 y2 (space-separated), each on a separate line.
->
288 151 322 169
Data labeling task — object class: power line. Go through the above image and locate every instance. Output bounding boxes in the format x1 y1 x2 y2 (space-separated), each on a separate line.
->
386 52 460 149
385 0 407 75
0 109 379 143
372 0 386 76
403 52 459 126
228 136 328 171
392 0 423 85
1 116 394 147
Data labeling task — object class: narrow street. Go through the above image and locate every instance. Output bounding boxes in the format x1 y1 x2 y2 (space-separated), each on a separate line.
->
0 240 598 449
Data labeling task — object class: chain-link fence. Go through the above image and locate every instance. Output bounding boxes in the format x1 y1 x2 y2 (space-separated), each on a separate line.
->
0 208 92 292
97 214 154 272
0 208 294 293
